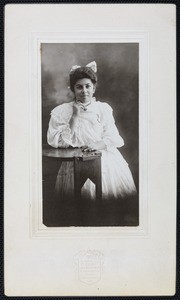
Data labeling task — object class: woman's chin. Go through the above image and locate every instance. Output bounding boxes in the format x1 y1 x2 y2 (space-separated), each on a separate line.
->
79 97 90 103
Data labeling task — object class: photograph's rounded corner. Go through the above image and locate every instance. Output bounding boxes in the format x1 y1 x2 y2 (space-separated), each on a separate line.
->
4 3 20 16
4 287 15 298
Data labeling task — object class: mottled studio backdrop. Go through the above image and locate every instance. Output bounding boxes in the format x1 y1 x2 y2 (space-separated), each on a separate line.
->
41 43 139 187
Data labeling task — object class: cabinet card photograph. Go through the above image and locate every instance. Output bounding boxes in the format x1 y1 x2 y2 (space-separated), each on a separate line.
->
5 4 176 297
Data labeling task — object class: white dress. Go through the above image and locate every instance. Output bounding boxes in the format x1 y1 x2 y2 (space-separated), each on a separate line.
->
47 98 137 200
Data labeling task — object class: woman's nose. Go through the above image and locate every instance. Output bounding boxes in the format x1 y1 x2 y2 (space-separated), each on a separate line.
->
82 86 87 93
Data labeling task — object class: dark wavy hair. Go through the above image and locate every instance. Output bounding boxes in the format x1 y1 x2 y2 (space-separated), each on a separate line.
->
69 67 97 92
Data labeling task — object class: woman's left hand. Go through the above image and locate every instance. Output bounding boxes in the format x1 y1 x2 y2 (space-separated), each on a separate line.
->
81 141 106 152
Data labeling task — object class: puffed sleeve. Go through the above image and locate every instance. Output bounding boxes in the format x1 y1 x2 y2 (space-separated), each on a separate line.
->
100 103 124 148
47 103 74 148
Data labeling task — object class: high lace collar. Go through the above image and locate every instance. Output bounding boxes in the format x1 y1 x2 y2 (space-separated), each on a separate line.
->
74 97 96 111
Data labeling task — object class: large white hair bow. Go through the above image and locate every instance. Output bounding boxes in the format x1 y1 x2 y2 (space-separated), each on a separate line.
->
70 61 97 73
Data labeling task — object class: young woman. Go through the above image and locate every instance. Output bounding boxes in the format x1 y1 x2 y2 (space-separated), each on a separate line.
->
47 61 137 200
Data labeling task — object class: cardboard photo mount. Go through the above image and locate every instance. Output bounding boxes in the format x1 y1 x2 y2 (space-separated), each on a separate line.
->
4 4 176 296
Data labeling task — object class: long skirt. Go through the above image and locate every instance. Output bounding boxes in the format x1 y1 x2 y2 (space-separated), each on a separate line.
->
55 148 137 201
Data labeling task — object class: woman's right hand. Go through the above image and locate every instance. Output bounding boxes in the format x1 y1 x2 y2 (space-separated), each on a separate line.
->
72 102 84 116
69 102 83 133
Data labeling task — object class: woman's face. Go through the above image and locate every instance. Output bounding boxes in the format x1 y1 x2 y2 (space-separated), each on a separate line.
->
74 78 95 103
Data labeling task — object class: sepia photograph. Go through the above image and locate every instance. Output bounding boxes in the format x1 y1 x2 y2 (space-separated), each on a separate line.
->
41 43 139 227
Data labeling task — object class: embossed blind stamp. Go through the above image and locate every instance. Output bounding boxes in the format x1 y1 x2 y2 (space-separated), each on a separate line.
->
74 250 103 285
